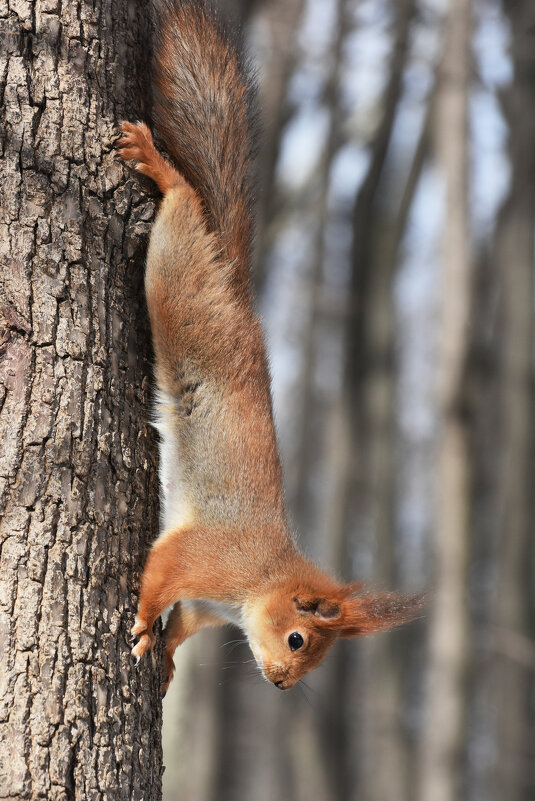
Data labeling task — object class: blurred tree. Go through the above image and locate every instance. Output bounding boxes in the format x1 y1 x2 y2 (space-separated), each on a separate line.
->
320 2 417 800
254 0 306 287
293 0 347 560
417 1 472 800
493 2 535 799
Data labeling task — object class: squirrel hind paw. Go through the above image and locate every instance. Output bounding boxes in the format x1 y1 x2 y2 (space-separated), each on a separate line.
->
130 615 156 660
131 633 155 661
117 119 183 195
117 121 151 164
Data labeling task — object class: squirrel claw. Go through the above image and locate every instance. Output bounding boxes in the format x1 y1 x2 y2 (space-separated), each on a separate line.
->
131 629 155 661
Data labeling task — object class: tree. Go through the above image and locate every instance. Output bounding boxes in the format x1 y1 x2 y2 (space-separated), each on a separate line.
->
417 1 472 799
0 2 162 799
492 2 535 798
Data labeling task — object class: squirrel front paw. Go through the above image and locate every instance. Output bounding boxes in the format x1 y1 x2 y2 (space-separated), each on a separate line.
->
131 615 156 662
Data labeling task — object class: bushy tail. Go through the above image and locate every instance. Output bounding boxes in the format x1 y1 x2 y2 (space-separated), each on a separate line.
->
152 0 256 282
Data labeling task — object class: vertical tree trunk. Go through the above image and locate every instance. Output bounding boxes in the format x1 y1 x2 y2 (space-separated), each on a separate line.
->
360 215 408 801
0 3 162 799
292 0 346 545
417 1 471 799
253 0 305 290
493 3 535 797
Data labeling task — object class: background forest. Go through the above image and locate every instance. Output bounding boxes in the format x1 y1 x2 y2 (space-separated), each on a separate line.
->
161 1 535 801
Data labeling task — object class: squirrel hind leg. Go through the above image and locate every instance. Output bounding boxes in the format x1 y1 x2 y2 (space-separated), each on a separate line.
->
117 120 183 195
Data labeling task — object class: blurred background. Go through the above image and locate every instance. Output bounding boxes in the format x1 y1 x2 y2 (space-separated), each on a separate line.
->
161 1 535 800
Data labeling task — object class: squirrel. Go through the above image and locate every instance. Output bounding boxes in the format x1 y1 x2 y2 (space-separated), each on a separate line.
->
118 0 423 694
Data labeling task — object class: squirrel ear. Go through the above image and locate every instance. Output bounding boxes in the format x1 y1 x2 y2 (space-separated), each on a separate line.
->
294 596 341 621
339 590 425 638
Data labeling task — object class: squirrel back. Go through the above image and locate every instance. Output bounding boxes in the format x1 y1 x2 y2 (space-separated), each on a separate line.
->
152 0 256 282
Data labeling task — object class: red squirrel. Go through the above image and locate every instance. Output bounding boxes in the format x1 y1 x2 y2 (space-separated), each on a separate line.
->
118 0 422 694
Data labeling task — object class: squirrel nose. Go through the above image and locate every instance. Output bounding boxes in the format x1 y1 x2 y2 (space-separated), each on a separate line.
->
274 680 285 690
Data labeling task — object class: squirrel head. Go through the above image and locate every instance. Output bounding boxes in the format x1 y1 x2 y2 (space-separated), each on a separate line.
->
243 580 424 690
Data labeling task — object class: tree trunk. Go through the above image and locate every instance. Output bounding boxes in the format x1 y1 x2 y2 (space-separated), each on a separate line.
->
493 3 535 797
292 0 346 549
0 3 162 800
417 1 471 799
252 0 305 290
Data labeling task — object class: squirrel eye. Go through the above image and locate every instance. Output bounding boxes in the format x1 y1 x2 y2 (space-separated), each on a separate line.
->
288 632 304 651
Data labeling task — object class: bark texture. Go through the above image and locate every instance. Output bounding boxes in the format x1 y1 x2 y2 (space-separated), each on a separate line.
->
0 2 162 799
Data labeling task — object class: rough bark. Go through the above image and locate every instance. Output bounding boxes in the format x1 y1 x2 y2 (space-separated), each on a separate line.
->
0 2 162 800
417 1 472 799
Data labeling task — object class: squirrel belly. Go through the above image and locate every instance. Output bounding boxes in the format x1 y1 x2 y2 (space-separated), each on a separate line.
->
118 1 424 694
145 186 287 531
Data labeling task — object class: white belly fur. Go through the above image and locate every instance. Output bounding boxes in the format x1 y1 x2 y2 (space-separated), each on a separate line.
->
153 389 195 533
183 599 244 627
153 393 244 629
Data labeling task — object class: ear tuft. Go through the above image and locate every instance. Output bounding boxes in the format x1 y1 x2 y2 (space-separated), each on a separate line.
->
339 590 426 638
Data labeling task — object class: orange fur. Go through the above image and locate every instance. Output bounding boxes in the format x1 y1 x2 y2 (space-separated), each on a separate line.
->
152 0 255 281
162 602 227 693
120 1 423 694
117 121 182 195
